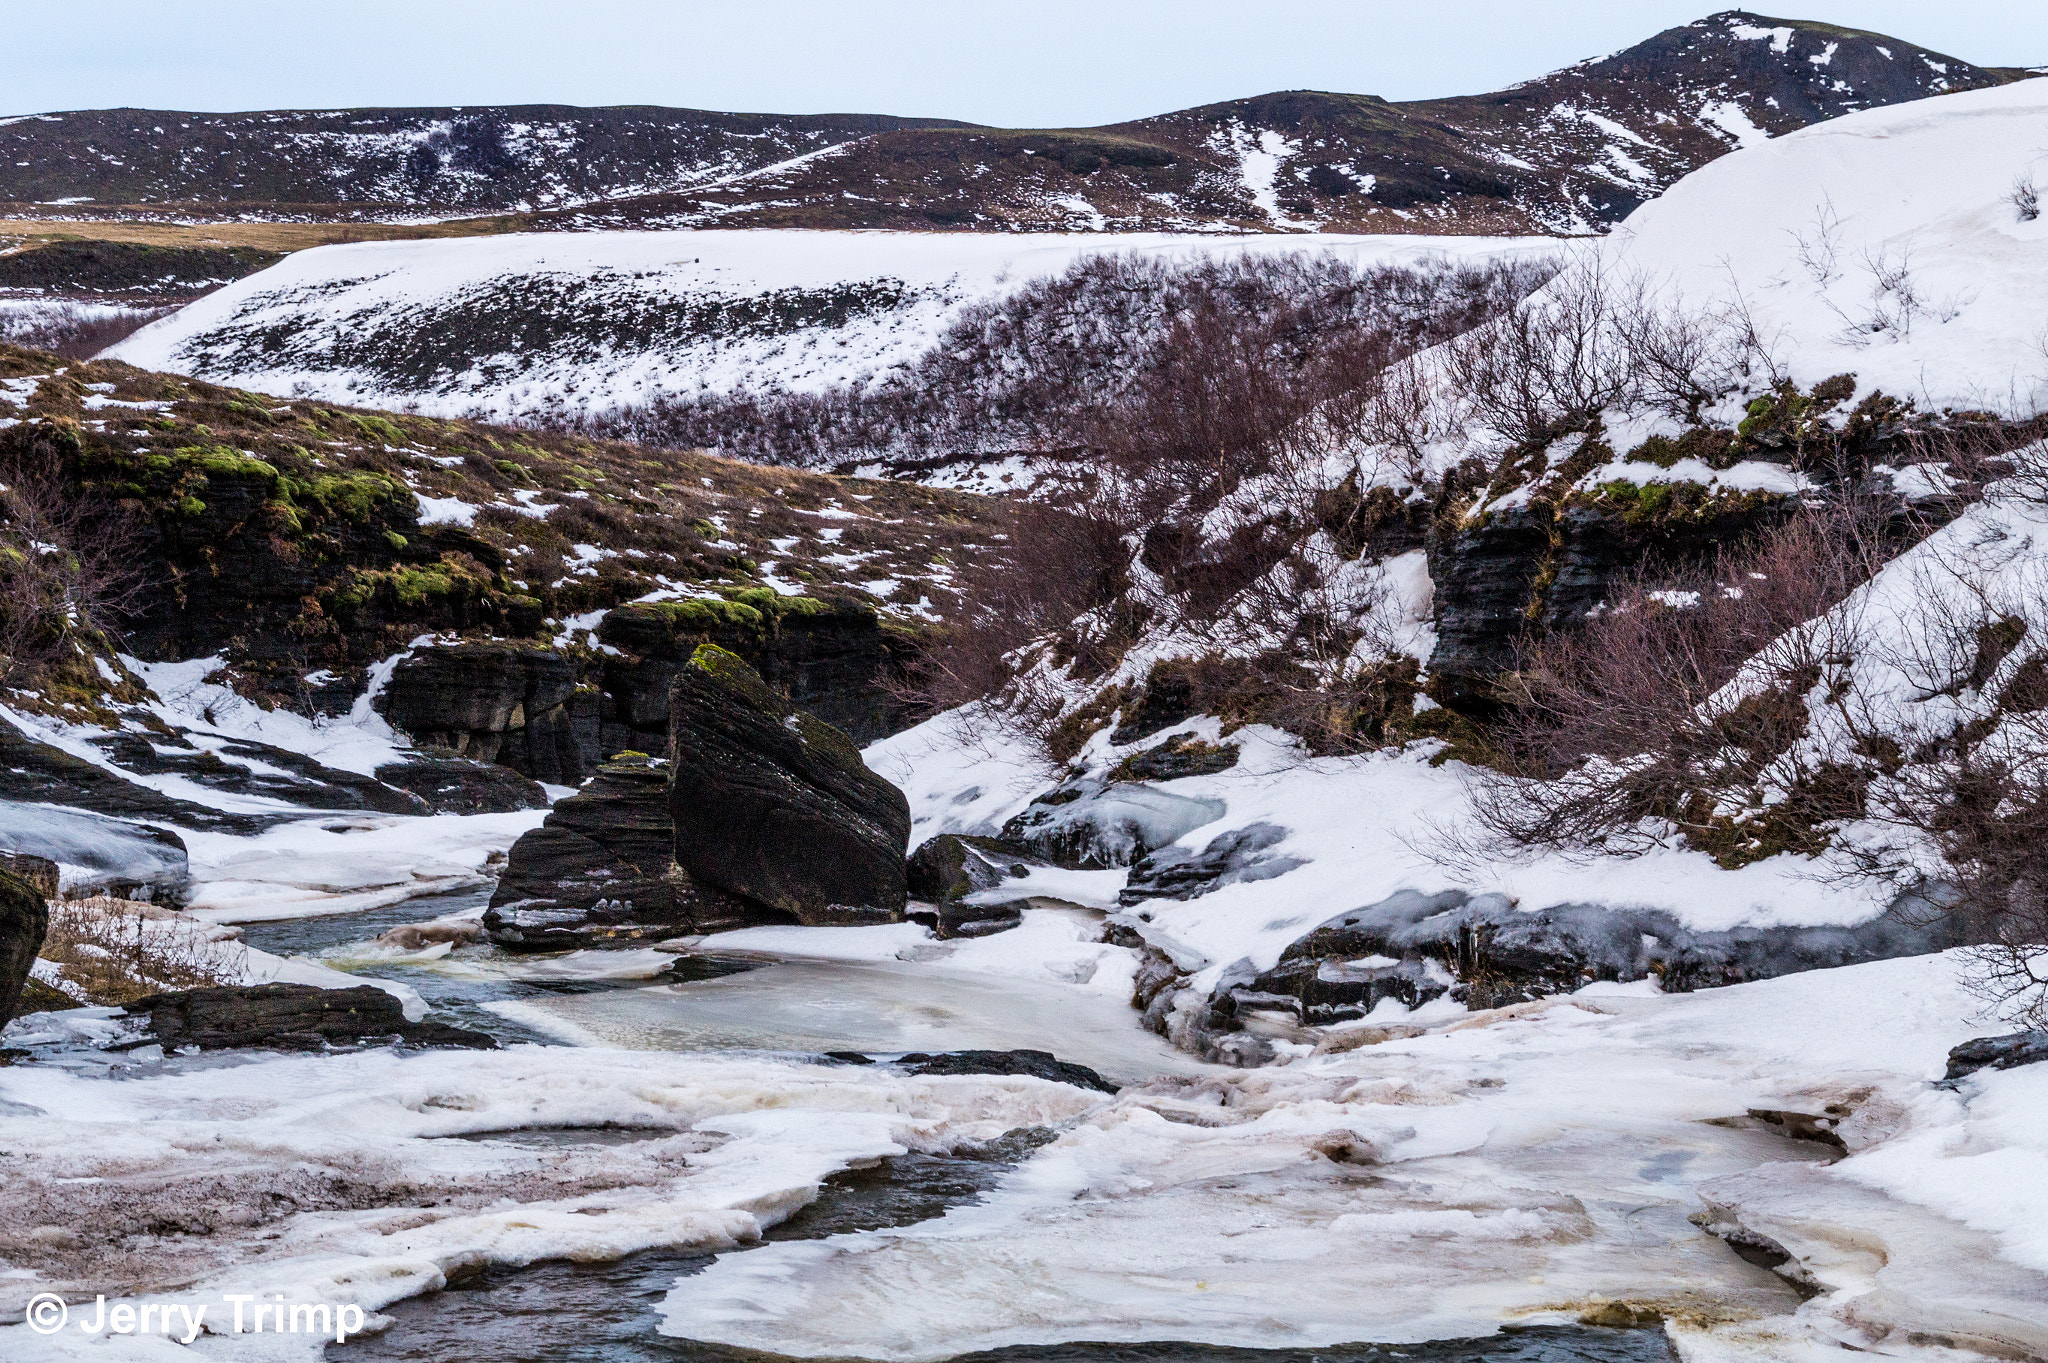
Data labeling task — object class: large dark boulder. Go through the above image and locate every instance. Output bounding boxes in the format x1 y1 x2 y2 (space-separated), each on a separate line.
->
484 754 771 950
669 644 910 926
377 642 601 785
0 868 50 1028
905 833 1030 902
124 983 496 1051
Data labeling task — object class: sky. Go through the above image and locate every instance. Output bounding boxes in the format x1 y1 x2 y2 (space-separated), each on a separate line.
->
14 2 2048 127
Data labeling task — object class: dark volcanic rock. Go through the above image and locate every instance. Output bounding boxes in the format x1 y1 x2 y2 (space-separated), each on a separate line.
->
1001 778 1225 870
1227 888 1974 1030
598 599 916 752
1946 1031 2048 1081
86 727 433 815
375 751 550 813
485 754 771 950
1424 506 1553 711
0 853 58 899
124 983 496 1051
0 713 269 833
0 868 50 1028
669 644 910 926
378 642 601 785
1111 667 1197 745
890 1048 1118 1093
1119 823 1302 905
924 898 1026 941
1111 732 1239 782
905 833 1030 902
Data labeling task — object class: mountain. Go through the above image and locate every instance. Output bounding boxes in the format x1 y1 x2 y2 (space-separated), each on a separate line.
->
0 106 971 218
3 12 2028 236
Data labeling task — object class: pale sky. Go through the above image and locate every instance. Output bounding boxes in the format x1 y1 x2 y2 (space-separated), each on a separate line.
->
14 2 2048 127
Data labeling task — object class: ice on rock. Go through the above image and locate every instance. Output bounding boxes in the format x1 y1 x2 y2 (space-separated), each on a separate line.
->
0 803 189 902
1000 778 1226 870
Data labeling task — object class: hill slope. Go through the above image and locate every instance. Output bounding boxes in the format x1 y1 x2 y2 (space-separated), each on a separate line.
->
3 12 2026 236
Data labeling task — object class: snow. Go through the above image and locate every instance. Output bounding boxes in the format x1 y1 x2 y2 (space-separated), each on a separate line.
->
1606 79 2048 412
122 654 411 778
106 230 1558 421
867 713 1891 996
180 810 545 921
654 951 2039 1360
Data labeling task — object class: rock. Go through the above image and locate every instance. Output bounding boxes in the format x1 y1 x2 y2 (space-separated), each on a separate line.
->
1119 822 1301 905
374 750 550 813
599 598 916 752
1111 666 1197 745
0 805 191 905
0 853 58 899
1111 732 1238 782
374 919 486 951
1425 505 1553 711
669 644 910 927
377 642 601 785
1216 887 1974 1033
124 983 496 1051
0 713 267 833
486 754 768 950
85 728 433 815
1945 1031 2048 1081
0 868 51 1027
1001 778 1225 870
905 833 1030 902
889 1049 1118 1093
931 898 1026 940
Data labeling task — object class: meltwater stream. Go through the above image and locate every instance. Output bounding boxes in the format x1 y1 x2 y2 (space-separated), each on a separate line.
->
243 898 1684 1363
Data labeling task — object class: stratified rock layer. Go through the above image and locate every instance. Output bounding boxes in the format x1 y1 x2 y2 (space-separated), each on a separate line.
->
0 868 50 1027
669 644 909 926
484 755 768 950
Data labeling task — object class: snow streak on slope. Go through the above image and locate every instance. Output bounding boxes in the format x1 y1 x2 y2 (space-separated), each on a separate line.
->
104 231 1559 420
1602 77 2048 412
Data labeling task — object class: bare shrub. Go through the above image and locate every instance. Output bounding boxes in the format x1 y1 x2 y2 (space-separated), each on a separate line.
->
2012 173 2041 224
0 303 176 360
1459 500 1904 860
0 463 147 687
38 897 243 1006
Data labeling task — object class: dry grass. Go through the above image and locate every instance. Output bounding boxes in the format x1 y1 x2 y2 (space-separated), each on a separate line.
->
0 216 525 256
37 897 243 1006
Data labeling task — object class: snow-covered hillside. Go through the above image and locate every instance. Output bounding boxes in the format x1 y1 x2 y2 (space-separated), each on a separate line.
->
1600 75 2048 412
105 230 1556 419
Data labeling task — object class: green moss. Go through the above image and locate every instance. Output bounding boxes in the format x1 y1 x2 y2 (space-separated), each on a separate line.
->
687 642 781 712
349 413 408 446
278 470 407 524
653 598 766 630
383 530 409 551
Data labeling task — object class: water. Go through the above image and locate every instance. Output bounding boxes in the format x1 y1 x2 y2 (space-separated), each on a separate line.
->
246 895 1684 1363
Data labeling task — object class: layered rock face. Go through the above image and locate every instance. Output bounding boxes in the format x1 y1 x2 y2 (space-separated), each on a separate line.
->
125 983 495 1050
377 642 601 786
598 599 914 751
483 755 766 951
0 867 50 1027
669 645 910 926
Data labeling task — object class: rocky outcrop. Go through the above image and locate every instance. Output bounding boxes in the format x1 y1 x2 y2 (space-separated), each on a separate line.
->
373 751 549 813
1426 496 1793 711
377 642 601 785
908 898 1027 940
124 983 496 1051
1000 778 1224 870
669 644 910 926
484 754 769 950
1946 1031 2048 1081
0 868 50 1027
598 598 915 752
905 833 1031 902
0 853 58 899
1110 732 1239 782
1218 888 1972 1034
832 1047 1117 1093
1118 823 1301 905
0 805 190 905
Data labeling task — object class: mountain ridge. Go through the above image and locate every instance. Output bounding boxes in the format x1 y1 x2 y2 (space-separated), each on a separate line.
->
1 12 2029 236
